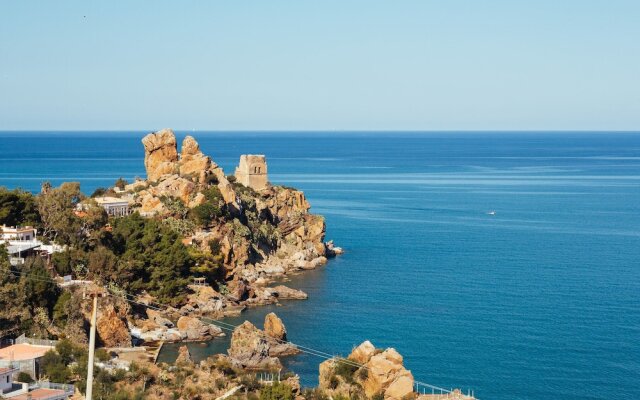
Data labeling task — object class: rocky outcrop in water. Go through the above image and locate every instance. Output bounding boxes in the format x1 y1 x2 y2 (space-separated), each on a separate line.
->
175 345 194 365
227 314 298 369
264 312 287 341
228 320 282 370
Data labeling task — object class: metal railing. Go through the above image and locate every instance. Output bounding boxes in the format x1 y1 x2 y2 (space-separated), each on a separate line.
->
29 381 76 398
15 334 59 347
414 381 476 399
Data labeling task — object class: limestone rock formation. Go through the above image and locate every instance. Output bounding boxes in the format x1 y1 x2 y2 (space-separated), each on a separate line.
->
146 309 174 328
319 341 414 400
266 285 308 300
177 316 224 341
96 304 131 348
360 347 414 399
264 312 287 341
348 340 376 365
176 345 194 365
142 128 179 181
179 135 212 181
228 314 299 369
139 129 237 208
228 321 282 370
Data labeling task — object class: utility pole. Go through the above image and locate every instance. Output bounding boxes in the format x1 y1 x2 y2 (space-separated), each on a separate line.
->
85 293 98 400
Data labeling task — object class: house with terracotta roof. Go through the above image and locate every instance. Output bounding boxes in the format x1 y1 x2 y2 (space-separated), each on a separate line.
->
0 342 54 379
0 337 73 400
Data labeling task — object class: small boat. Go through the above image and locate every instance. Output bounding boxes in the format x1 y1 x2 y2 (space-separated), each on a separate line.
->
486 210 496 216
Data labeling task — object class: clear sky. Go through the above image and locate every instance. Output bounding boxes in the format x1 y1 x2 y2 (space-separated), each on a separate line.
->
1 1 639 131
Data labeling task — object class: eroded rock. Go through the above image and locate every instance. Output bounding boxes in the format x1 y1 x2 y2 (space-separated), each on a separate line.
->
176 345 194 365
142 128 179 181
228 321 282 370
177 316 224 341
264 312 287 341
97 304 131 348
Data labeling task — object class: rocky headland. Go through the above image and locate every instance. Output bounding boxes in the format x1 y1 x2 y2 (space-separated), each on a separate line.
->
97 129 341 343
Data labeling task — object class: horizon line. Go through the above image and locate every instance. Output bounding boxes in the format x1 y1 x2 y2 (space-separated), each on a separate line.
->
1 129 639 134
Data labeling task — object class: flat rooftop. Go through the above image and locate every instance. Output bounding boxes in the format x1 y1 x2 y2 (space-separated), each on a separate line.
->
93 196 129 205
0 343 53 362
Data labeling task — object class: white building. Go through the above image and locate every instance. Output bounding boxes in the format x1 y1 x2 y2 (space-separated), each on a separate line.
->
0 367 19 394
0 225 37 241
90 197 131 217
0 366 73 399
1 225 62 266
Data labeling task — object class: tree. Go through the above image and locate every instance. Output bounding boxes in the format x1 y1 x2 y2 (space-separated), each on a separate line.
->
21 256 59 314
91 187 107 197
53 291 72 327
37 182 84 244
114 177 128 190
190 203 222 226
55 338 76 365
40 350 71 383
87 245 119 284
0 187 39 226
0 246 29 337
103 214 194 305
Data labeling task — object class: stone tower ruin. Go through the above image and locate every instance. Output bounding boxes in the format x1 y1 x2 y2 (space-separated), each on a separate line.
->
235 154 269 191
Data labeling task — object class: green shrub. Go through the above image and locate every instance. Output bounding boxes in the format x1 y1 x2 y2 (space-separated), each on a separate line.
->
16 371 33 383
239 374 261 391
329 375 339 389
95 348 110 362
259 382 293 400
334 358 359 383
301 389 329 400
114 177 128 190
55 338 75 365
41 350 71 383
91 187 107 197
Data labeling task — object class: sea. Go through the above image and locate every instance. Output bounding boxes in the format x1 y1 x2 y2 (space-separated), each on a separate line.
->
1 131 639 400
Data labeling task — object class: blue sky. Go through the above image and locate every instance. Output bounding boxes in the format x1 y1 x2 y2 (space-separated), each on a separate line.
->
1 1 639 131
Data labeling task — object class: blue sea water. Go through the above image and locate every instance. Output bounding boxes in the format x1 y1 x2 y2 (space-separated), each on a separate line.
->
1 131 639 400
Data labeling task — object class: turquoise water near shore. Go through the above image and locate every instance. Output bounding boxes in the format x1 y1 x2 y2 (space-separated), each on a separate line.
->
1 132 639 399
